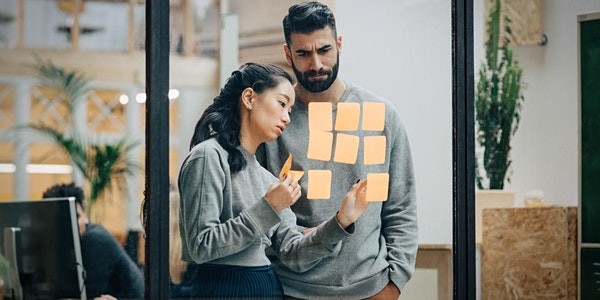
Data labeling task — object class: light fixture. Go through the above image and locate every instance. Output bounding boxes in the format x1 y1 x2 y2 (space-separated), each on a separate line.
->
168 89 180 100
0 163 73 174
135 93 147 103
119 94 129 105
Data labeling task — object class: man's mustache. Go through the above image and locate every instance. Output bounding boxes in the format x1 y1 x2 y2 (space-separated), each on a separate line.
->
304 68 331 77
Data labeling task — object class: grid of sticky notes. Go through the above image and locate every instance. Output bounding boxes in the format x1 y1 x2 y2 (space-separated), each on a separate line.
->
306 102 389 201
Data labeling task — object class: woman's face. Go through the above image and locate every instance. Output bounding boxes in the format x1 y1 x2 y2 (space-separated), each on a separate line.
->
247 80 295 143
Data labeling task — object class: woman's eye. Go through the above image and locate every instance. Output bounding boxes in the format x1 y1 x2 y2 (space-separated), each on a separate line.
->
279 101 286 107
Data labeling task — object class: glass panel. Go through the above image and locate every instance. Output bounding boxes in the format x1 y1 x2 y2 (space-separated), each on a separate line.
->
87 88 126 133
0 83 14 129
28 143 72 199
169 99 178 135
78 1 128 52
30 85 71 130
0 142 13 200
24 0 70 50
0 0 17 48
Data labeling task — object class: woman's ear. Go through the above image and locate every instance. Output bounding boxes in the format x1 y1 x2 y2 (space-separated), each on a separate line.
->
241 87 255 110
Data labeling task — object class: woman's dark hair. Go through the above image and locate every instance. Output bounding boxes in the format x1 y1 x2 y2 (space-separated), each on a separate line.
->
189 62 293 173
282 1 337 46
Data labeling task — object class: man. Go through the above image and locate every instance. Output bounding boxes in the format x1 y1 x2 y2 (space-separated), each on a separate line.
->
258 2 418 299
42 183 144 299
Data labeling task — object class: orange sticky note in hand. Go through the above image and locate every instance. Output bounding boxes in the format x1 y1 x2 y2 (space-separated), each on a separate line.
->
307 170 332 199
288 170 305 181
309 102 333 131
279 153 293 180
366 173 389 202
279 153 305 181
362 102 385 131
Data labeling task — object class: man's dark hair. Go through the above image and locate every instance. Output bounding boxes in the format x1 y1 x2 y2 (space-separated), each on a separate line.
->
282 1 337 46
42 182 85 209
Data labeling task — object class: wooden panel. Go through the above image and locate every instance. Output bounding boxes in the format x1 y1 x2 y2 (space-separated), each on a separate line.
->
484 0 543 46
481 207 577 299
415 244 452 300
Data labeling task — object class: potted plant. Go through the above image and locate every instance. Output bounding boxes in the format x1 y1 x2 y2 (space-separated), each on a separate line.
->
474 0 525 243
0 253 15 299
22 57 140 215
475 0 525 190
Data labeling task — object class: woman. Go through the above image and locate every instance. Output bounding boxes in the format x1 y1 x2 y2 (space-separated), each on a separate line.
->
178 62 368 298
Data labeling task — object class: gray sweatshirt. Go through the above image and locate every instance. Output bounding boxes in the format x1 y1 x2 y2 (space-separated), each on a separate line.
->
258 82 418 299
178 138 353 272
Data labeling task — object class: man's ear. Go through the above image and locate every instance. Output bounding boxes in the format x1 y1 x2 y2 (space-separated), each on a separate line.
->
337 36 343 54
284 44 293 66
241 87 255 110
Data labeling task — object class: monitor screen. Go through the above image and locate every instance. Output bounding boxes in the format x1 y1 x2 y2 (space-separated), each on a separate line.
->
0 198 86 300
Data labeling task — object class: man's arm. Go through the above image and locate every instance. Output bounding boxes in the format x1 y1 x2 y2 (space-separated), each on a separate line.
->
381 112 418 292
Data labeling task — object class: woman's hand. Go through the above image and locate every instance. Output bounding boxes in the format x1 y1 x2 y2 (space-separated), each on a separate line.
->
336 179 369 228
265 174 301 212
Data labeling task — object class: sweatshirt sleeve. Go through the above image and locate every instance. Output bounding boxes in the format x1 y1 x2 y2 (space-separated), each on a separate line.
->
382 111 419 291
270 208 353 273
179 151 281 264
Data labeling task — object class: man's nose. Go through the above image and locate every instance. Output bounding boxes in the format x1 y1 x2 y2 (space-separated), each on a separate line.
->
309 52 323 70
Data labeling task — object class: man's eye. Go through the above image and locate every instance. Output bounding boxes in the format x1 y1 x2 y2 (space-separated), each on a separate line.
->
318 47 331 54
279 101 286 107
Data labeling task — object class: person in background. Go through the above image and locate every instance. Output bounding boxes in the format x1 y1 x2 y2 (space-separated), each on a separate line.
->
178 62 369 298
168 181 202 298
42 182 144 299
257 2 419 299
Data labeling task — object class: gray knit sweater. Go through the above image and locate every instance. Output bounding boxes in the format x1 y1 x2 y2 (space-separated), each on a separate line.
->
258 82 418 299
178 138 353 272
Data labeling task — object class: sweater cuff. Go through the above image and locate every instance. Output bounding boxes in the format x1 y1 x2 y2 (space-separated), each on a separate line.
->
242 197 281 234
314 215 354 245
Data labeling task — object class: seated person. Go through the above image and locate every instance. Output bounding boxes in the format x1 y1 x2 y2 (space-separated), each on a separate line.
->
42 182 144 299
168 184 202 298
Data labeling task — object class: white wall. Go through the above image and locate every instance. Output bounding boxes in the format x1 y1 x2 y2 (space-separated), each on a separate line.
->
335 0 453 244
474 0 600 207
335 0 600 244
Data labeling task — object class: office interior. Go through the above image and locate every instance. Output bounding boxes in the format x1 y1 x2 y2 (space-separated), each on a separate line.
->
0 0 599 299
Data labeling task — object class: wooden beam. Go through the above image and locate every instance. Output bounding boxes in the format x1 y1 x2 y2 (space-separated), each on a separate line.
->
70 0 82 51
182 0 195 56
0 49 218 88
128 0 136 53
16 0 24 49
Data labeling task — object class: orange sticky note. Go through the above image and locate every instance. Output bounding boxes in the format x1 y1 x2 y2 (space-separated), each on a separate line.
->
307 170 332 199
308 102 333 131
288 170 305 181
366 173 389 202
333 133 359 164
363 135 387 165
362 102 385 131
279 153 304 182
279 153 293 180
334 103 360 131
307 131 333 161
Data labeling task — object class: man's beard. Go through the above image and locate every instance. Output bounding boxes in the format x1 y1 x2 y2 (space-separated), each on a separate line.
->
291 55 340 93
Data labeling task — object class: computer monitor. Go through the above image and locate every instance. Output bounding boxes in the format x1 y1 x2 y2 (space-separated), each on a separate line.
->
0 198 87 300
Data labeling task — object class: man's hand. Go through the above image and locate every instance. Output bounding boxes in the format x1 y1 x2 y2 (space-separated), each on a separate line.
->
336 179 369 228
